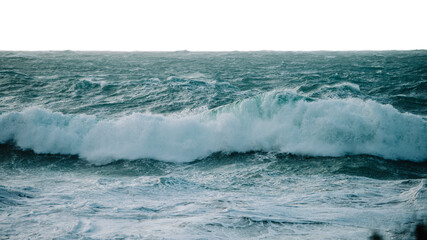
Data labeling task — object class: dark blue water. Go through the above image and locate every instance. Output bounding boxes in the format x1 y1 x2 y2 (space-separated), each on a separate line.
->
0 51 426 239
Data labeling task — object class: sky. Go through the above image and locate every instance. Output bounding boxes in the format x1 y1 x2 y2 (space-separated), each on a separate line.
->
1 0 426 51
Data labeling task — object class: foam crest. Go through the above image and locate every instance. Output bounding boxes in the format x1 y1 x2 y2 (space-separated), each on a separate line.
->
319 82 360 92
1 91 426 164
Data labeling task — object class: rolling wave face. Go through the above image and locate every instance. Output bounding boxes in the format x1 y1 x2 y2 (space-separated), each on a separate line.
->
0 91 426 164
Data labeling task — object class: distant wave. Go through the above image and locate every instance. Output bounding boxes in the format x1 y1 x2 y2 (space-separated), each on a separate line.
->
1 90 426 164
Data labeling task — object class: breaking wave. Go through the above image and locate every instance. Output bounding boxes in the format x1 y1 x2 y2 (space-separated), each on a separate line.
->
1 91 426 164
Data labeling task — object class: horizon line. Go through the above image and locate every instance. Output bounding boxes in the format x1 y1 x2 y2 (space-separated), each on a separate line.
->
1 49 426 53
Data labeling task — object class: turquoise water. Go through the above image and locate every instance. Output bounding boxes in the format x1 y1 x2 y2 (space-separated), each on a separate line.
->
0 51 426 239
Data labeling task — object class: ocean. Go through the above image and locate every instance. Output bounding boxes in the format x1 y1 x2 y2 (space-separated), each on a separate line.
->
0 51 426 239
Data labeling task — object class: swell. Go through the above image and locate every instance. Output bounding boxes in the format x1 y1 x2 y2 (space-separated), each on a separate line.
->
0 90 426 164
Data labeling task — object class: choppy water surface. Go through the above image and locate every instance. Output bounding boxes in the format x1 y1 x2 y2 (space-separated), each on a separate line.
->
0 51 426 239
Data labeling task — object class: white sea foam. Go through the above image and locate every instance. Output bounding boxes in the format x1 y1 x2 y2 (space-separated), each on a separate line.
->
0 91 426 164
319 82 361 92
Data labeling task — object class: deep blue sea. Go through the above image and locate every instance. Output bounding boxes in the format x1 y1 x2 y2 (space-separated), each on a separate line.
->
0 51 426 239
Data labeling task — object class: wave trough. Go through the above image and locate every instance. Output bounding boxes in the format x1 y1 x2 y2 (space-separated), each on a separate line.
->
1 91 426 164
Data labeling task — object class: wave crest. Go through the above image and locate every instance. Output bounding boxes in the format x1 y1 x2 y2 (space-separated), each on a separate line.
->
1 91 426 164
